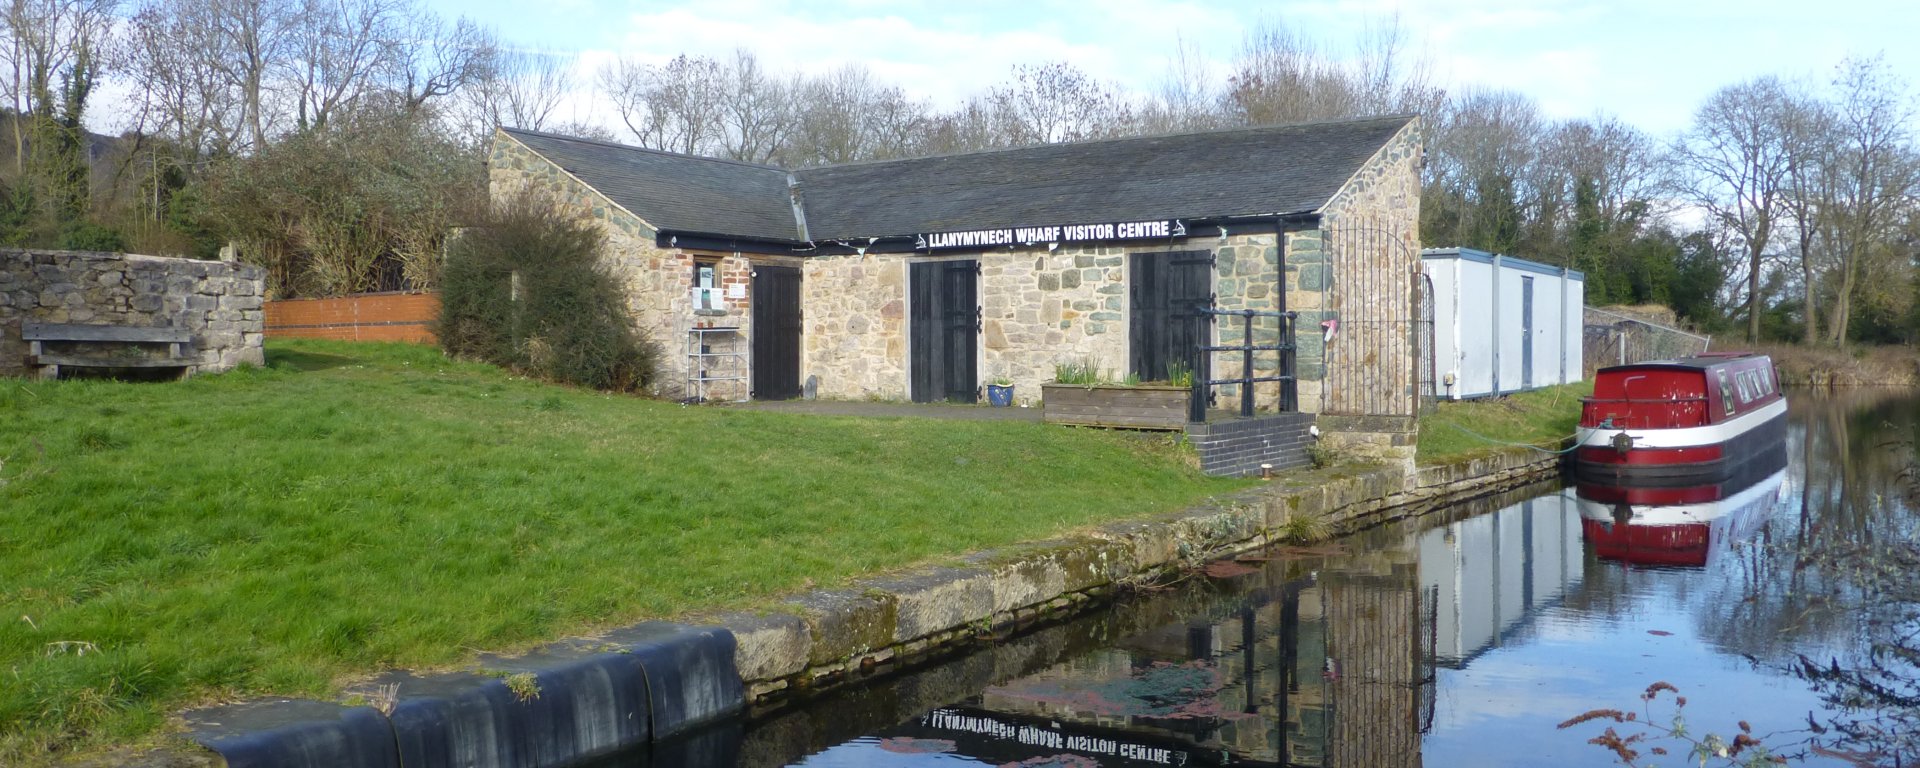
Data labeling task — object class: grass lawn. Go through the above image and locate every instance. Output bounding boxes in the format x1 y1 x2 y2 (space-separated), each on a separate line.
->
1415 381 1592 464
0 340 1245 761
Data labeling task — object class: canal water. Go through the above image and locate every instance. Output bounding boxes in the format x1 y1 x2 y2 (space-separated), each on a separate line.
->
648 391 1920 767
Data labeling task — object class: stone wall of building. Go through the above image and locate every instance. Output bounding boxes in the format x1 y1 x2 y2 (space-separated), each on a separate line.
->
489 125 1420 412
1315 119 1424 418
0 249 266 377
800 235 1331 411
490 132 774 401
803 254 908 400
981 245 1129 402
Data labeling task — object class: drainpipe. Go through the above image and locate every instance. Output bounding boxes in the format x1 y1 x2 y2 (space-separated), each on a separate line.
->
1276 221 1295 412
1491 253 1502 397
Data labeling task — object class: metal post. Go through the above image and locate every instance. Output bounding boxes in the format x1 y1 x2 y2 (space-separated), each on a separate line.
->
1276 224 1297 412
1189 310 1207 423
1241 309 1256 417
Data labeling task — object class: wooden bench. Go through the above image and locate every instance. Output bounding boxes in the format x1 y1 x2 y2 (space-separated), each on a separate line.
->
22 322 194 379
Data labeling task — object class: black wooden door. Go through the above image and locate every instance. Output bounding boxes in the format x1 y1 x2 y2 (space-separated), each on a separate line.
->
1129 250 1213 382
752 265 802 400
910 260 978 403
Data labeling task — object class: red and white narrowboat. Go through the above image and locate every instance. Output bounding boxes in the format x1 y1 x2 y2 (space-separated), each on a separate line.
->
1574 353 1787 482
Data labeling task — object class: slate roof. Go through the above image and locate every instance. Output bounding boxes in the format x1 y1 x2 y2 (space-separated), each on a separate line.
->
499 115 1415 244
794 115 1414 240
500 128 800 242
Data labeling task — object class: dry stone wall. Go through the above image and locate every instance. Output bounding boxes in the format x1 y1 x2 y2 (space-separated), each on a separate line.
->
0 249 266 377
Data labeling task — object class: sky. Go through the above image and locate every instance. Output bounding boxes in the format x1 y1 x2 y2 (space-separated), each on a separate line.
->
419 0 1920 139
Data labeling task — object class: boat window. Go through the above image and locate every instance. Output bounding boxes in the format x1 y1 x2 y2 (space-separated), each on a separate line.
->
1736 371 1754 403
1717 370 1736 416
1758 366 1772 395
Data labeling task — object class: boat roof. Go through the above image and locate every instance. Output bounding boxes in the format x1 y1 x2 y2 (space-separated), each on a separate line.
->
1596 353 1771 375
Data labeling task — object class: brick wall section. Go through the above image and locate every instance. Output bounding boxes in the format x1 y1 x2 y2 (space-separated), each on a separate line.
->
1185 412 1317 477
265 292 440 343
1 248 265 377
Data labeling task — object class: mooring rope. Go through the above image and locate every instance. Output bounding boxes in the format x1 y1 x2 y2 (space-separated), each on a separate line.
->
1434 420 1583 455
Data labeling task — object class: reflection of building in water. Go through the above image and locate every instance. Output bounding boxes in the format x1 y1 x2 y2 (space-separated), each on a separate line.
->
1328 561 1422 768
973 574 1332 766
895 556 1430 768
1417 493 1585 666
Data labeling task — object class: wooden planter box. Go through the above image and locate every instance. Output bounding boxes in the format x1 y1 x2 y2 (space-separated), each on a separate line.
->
1042 383 1192 430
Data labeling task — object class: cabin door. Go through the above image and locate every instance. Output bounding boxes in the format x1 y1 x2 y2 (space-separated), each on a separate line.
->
1129 250 1214 382
752 265 803 400
910 260 979 403
1520 276 1535 389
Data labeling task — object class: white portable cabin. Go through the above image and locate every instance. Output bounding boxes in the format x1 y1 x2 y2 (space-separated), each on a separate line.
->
1421 247 1584 400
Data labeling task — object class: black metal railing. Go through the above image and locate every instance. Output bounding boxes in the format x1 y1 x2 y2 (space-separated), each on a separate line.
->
1189 307 1298 422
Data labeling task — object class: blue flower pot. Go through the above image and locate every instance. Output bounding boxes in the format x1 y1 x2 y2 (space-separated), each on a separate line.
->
986 384 1014 407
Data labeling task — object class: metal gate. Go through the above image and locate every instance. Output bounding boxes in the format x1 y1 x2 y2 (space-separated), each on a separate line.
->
1324 219 1418 417
1414 272 1436 413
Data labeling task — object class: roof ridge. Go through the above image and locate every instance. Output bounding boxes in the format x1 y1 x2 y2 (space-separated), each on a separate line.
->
499 126 792 174
792 113 1417 175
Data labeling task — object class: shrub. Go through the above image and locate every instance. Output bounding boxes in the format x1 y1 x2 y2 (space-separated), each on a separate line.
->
437 192 659 392
58 221 126 252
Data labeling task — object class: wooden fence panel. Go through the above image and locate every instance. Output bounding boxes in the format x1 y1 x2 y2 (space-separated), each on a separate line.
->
264 292 439 343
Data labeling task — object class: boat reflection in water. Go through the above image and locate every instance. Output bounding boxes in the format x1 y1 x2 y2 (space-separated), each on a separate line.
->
624 395 1889 767
1573 445 1788 569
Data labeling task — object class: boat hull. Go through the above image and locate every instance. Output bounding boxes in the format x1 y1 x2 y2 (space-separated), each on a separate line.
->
1572 398 1787 484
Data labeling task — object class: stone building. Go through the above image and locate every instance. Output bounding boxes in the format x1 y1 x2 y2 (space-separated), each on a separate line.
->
489 115 1422 420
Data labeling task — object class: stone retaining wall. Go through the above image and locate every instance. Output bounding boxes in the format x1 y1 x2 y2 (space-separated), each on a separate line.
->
0 249 266 378
717 445 1563 705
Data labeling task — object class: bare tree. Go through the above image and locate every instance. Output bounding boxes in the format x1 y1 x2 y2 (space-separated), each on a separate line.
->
289 0 400 131
714 49 792 163
989 61 1133 146
1815 56 1919 345
914 96 1002 157
464 46 572 136
1226 21 1355 125
1 0 123 173
599 53 725 155
1674 77 1796 342
1351 13 1445 119
1776 85 1834 344
128 0 247 159
1422 88 1544 256
211 0 298 151
382 11 490 114
784 64 925 165
1136 35 1222 134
